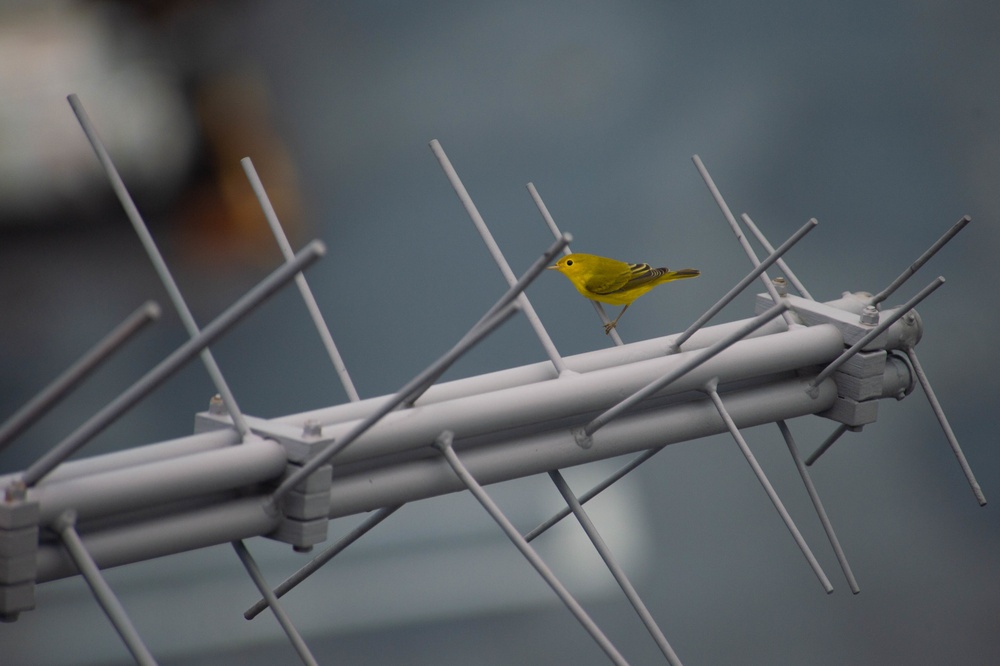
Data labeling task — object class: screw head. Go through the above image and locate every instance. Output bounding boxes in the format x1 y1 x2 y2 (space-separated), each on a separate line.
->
860 305 880 325
302 420 323 438
771 276 788 296
208 394 226 415
3 478 27 503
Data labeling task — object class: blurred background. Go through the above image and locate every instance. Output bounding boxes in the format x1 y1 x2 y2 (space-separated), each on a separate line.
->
1 1 999 664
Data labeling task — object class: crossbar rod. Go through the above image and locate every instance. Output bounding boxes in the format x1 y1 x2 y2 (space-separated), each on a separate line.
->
805 424 850 466
17 241 325 488
430 139 569 374
0 301 159 452
525 447 661 542
904 346 986 506
270 301 521 504
434 432 629 666
871 216 969 306
68 94 250 438
740 214 813 299
585 302 789 437
550 470 683 665
244 504 403 620
53 511 157 665
404 233 570 407
241 157 361 402
670 219 815 353
777 421 860 593
232 540 319 666
704 384 833 593
690 155 796 329
527 182 625 346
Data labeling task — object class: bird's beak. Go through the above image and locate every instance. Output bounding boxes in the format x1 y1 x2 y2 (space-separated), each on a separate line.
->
546 264 558 270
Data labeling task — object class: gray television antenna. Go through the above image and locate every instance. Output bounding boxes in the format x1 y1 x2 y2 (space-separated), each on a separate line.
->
0 95 985 665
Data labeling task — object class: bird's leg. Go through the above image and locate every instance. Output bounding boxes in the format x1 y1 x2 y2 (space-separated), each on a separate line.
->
604 304 630 334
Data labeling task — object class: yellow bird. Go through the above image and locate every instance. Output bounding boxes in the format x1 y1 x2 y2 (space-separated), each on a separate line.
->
548 253 700 334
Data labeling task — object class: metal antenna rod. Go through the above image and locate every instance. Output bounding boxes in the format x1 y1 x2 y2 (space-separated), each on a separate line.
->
271 234 565 500
245 505 403 620
549 470 684 666
525 447 662 542
232 540 319 666
526 182 625 346
434 432 630 666
430 140 569 375
704 382 834 593
68 94 251 438
53 510 157 666
241 157 361 402
584 302 789 438
669 219 816 353
805 424 851 466
270 301 521 504
17 241 325 489
0 301 160 452
776 421 860 593
870 216 970 307
740 213 814 300
904 346 987 506
403 233 571 406
691 156 796 329
807 277 945 396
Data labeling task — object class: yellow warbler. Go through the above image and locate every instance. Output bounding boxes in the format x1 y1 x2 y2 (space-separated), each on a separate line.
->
548 253 700 334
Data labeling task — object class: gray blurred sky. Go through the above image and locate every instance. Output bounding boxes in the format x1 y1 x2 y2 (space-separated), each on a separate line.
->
1 2 999 664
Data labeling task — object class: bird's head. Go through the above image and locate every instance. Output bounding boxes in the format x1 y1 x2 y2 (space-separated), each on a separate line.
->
548 253 587 277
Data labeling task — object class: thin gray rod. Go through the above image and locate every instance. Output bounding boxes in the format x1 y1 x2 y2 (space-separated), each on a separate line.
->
271 301 521 504
805 424 849 466
808 277 945 394
705 385 834 593
68 94 250 438
688 156 795 328
245 504 403 620
19 241 325 488
550 470 683 666
0 301 159 452
53 511 157 666
527 182 625 346
729 213 797 328
404 233 571 407
740 214 813 299
525 447 661 542
430 139 568 374
871 216 970 306
670 218 816 353
471 233 572 337
241 157 361 402
434 432 629 666
585 302 788 436
905 346 987 506
232 540 319 666
777 421 860 593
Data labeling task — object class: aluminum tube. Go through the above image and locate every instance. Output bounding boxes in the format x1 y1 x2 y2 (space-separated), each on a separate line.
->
0 429 241 489
30 436 286 524
272 315 791 428
325 375 839 518
36 496 280 583
307 324 844 465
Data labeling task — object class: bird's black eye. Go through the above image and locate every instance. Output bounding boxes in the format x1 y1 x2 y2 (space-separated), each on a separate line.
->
566 259 573 266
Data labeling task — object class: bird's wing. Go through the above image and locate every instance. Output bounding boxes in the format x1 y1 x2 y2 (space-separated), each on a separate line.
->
581 262 634 294
598 263 669 294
